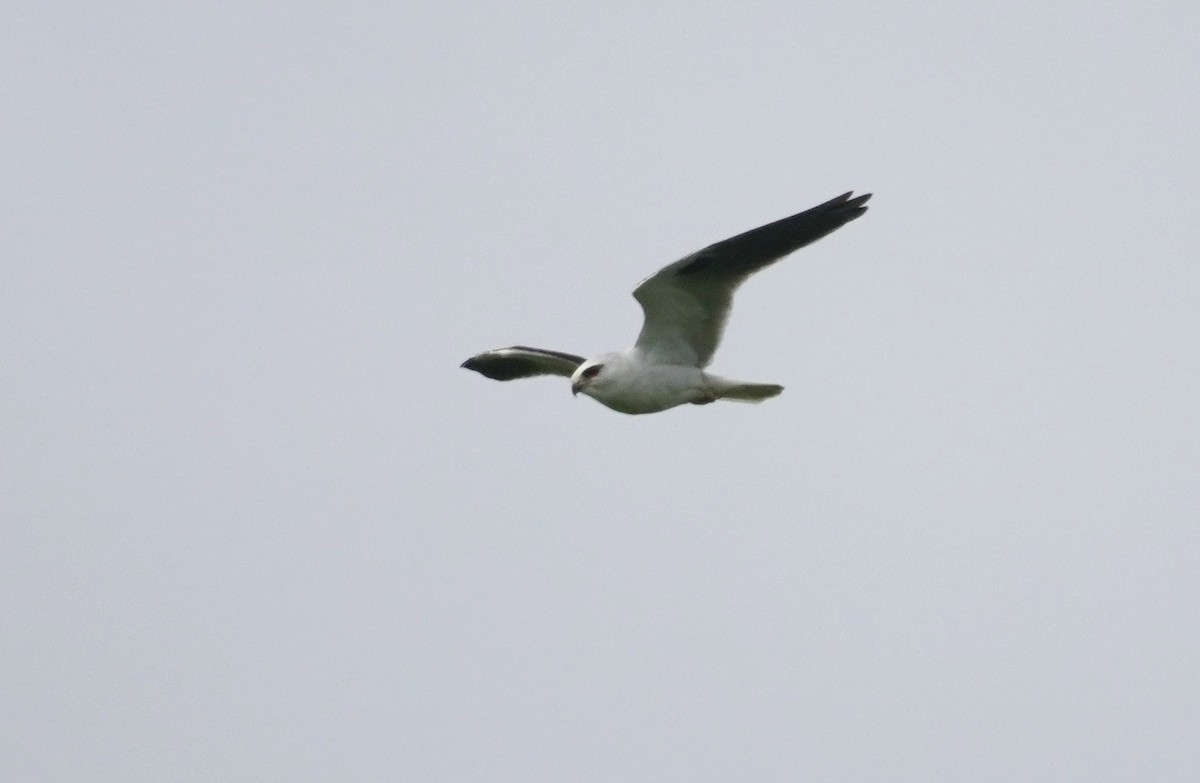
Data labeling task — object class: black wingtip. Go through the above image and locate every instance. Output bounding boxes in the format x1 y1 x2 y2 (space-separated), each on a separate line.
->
461 354 507 380
847 191 872 209
840 191 872 221
815 190 871 220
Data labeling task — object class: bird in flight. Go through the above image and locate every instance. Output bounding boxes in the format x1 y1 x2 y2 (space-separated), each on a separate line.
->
462 191 870 414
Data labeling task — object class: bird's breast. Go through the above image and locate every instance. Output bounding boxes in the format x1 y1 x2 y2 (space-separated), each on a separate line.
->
585 364 705 415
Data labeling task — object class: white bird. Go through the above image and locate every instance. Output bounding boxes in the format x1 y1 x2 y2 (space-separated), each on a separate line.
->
462 191 871 414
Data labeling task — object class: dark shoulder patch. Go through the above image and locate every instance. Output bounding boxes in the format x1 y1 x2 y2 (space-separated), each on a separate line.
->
511 346 585 364
676 253 714 275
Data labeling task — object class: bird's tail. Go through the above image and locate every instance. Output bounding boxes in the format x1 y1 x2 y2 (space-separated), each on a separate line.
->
707 376 785 404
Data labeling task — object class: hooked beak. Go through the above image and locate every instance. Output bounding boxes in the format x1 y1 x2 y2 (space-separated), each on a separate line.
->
571 379 583 396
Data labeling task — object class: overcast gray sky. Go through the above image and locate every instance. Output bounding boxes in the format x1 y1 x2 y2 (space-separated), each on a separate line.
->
4 2 1199 781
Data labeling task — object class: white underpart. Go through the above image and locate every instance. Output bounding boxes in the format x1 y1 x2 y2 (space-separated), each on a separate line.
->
571 350 781 415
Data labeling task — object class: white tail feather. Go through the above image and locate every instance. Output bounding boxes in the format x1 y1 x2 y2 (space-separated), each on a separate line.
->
707 376 784 404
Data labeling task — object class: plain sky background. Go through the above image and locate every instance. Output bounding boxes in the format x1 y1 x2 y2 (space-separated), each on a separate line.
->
4 2 1199 780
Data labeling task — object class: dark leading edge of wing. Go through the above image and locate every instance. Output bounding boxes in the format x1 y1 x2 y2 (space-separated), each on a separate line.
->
675 191 871 277
461 346 586 381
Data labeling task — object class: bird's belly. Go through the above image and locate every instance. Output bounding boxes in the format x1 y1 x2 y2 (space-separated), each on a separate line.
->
589 365 706 415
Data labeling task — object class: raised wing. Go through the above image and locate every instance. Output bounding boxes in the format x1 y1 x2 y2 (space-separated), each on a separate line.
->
633 191 870 366
461 346 585 381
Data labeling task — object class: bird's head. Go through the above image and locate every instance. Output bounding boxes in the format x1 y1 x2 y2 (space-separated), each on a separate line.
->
570 360 606 397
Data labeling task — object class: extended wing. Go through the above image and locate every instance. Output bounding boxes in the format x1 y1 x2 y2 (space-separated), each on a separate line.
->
461 346 585 381
632 191 870 367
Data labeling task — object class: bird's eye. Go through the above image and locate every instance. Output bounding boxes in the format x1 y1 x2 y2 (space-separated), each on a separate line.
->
581 364 603 379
